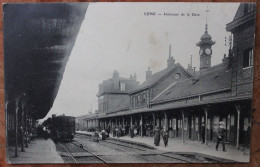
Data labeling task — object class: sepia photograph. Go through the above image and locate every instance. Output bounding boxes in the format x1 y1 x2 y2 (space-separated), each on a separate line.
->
3 2 256 164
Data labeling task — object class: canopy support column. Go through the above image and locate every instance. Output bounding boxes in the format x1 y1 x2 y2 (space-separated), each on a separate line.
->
15 96 20 157
181 111 185 143
163 111 168 130
235 104 241 149
140 115 143 137
109 119 112 133
204 107 209 145
5 101 9 149
152 113 156 131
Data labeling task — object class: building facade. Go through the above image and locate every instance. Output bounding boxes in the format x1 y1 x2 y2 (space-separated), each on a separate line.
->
77 3 255 148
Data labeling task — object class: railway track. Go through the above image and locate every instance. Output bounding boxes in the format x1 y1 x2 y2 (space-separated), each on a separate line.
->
74 133 235 163
74 133 198 163
57 142 108 163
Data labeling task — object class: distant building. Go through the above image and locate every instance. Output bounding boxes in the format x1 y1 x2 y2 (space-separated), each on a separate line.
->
76 112 98 131
97 70 139 115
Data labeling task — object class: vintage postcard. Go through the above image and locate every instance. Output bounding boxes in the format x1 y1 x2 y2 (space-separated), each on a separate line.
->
4 2 256 164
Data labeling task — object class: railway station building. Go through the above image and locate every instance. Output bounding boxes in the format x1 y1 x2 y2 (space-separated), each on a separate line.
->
81 3 255 148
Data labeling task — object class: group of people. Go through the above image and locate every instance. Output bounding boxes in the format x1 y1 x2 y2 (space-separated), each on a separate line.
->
92 129 109 142
112 125 129 138
201 121 226 152
153 121 228 150
153 126 169 147
92 121 229 152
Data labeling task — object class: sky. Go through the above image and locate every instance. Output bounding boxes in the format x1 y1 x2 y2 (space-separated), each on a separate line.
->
42 2 240 120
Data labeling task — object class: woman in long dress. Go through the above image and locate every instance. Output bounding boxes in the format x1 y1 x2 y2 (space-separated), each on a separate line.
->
154 126 160 146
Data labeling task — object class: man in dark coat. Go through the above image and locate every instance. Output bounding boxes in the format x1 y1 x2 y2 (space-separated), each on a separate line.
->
154 126 160 146
130 126 134 138
215 122 226 152
161 126 169 147
201 122 205 144
106 124 110 138
101 130 106 140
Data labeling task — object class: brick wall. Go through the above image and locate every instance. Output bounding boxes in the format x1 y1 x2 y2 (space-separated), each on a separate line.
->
107 94 129 113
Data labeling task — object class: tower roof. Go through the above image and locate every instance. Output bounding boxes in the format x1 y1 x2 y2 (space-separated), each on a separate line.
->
197 23 215 46
200 32 212 40
200 23 212 40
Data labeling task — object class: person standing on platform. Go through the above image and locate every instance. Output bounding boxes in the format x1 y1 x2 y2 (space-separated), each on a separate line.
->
113 126 116 137
201 122 205 144
93 130 99 142
215 121 226 152
101 130 106 140
106 124 110 138
125 124 129 135
154 126 160 146
116 126 120 138
146 124 150 136
161 126 169 147
130 126 134 138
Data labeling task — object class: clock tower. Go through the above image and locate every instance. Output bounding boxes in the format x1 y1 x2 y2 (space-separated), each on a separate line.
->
197 23 215 71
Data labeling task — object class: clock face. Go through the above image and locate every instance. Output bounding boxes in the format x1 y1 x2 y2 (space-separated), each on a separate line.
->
205 48 212 55
175 73 180 79
199 49 203 56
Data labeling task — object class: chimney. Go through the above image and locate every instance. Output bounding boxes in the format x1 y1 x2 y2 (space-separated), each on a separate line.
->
222 54 229 68
187 55 193 73
167 45 175 68
133 73 137 81
193 67 196 76
146 67 152 80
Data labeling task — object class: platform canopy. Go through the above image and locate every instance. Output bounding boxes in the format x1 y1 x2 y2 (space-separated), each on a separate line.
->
4 3 88 119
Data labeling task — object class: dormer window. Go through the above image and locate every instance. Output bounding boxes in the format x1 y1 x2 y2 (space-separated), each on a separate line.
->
243 48 253 68
120 82 126 91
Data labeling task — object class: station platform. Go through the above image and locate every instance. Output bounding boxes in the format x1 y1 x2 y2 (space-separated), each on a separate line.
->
6 138 64 164
76 130 250 162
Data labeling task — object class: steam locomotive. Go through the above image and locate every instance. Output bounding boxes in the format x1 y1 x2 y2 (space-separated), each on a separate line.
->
50 116 75 142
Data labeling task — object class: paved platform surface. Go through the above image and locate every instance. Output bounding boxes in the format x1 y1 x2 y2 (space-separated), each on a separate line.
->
77 130 250 162
7 138 64 164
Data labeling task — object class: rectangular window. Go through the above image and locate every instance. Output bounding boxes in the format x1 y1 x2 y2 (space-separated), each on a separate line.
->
131 96 135 108
243 48 253 68
120 82 126 91
137 95 140 107
142 93 146 106
103 102 106 112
